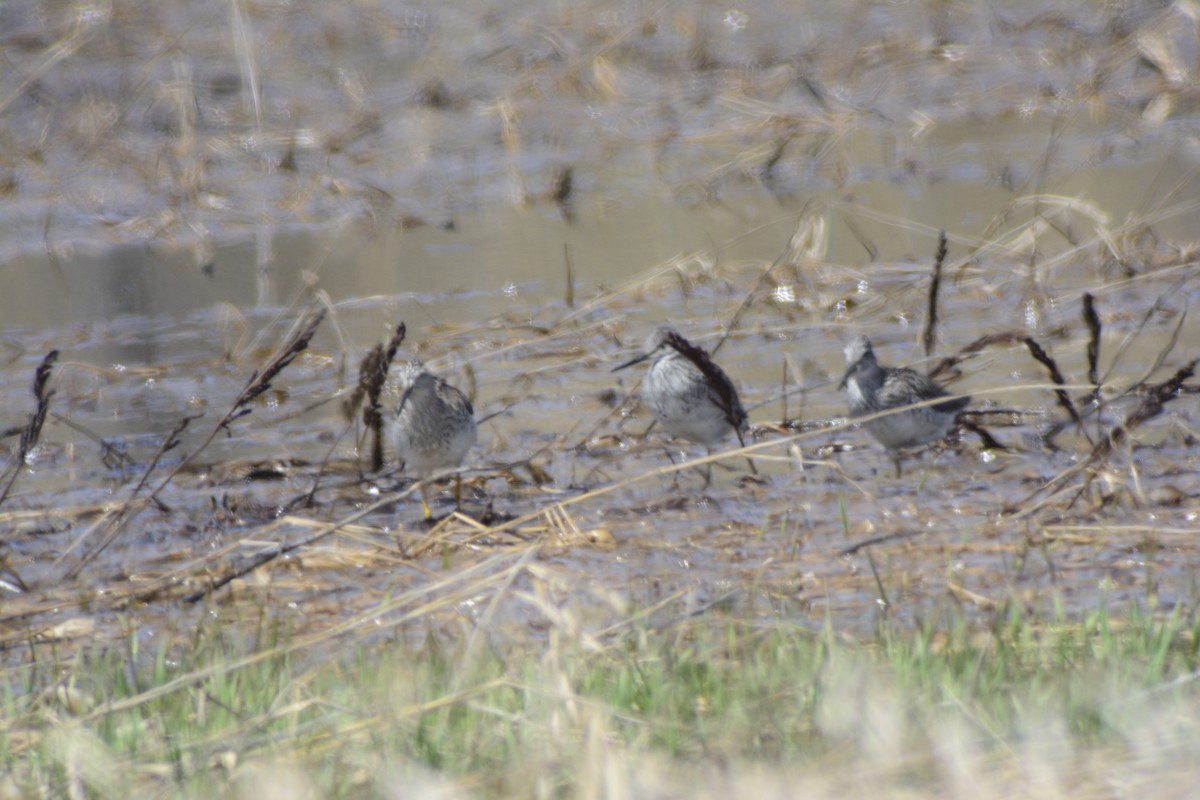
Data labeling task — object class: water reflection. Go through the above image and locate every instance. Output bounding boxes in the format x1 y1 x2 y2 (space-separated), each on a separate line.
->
4 137 1199 342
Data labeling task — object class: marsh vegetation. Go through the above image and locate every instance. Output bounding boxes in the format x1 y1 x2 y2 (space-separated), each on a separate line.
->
1 1 1199 796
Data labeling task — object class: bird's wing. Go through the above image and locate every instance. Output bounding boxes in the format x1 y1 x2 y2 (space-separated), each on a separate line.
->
664 331 747 430
878 368 969 413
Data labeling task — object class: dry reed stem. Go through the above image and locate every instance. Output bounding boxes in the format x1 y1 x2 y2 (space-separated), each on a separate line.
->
178 483 415 604
0 350 58 508
1037 272 1194 444
922 231 948 359
346 321 406 472
57 413 200 581
1082 292 1102 403
1121 297 1191 392
223 307 327 430
1008 370 1197 520
1024 337 1087 440
46 309 327 588
710 209 814 358
450 544 542 694
1084 359 1197 469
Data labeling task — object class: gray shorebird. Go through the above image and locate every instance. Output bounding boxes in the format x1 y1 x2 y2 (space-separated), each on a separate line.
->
612 327 751 481
839 334 969 477
388 360 477 518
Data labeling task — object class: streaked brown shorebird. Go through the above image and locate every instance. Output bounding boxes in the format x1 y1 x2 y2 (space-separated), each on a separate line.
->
388 360 477 518
612 327 751 482
839 334 969 477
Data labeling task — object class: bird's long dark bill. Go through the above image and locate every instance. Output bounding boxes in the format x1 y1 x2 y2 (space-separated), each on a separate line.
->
611 353 650 372
837 366 853 390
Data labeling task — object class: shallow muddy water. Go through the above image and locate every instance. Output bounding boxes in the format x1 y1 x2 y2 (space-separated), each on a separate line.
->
1 0 1199 647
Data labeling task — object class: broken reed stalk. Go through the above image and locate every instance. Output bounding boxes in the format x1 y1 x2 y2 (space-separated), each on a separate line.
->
924 332 1010 452
1100 273 1188 386
1083 358 1197 472
1008 358 1198 517
836 529 921 557
61 307 327 582
0 350 58 508
292 319 404 510
220 307 327 433
1082 292 1102 404
1023 336 1088 439
927 331 1026 381
922 231 948 360
345 321 406 472
1042 291 1187 446
373 321 407 465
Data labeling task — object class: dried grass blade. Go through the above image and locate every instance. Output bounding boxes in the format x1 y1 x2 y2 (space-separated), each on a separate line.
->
1126 302 1188 393
711 211 811 357
1100 273 1188 384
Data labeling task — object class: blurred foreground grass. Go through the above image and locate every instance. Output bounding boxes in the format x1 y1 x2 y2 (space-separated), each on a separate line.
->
3 554 1198 798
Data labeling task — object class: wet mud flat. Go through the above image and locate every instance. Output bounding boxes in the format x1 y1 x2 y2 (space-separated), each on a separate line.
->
0 0 1199 665
0 226 1196 661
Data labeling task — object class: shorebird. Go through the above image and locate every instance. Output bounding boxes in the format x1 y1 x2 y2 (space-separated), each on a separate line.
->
612 327 751 481
839 334 969 477
388 360 477 518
